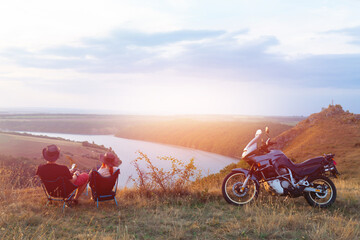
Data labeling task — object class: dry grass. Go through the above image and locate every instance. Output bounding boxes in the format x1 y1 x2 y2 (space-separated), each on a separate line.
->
0 174 359 240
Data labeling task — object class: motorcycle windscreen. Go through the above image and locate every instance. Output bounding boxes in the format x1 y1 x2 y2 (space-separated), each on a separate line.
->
242 134 261 158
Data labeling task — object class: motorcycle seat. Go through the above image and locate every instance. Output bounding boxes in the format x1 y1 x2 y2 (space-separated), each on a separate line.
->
291 157 325 177
294 157 325 168
275 156 325 178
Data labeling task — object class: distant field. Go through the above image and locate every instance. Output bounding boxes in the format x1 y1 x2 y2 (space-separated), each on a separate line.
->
0 114 142 134
0 114 300 158
0 114 303 134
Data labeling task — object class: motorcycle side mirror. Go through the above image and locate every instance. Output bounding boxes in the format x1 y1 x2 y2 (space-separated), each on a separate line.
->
265 126 269 134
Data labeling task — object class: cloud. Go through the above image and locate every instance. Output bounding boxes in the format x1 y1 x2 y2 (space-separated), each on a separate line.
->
1 29 230 73
292 54 360 87
2 28 360 89
326 26 360 45
86 29 228 47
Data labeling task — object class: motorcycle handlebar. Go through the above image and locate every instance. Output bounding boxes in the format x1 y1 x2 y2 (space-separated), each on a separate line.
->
268 141 276 146
266 139 276 146
324 153 335 159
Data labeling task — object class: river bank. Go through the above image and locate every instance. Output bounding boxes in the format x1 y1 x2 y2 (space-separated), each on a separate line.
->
0 131 237 187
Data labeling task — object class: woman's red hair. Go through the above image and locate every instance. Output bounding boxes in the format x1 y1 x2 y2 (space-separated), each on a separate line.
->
101 163 114 175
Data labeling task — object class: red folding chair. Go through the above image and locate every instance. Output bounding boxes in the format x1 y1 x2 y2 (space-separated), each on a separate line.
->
39 176 77 211
89 169 120 208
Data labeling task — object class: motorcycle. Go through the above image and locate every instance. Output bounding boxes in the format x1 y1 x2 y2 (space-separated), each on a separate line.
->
222 127 340 208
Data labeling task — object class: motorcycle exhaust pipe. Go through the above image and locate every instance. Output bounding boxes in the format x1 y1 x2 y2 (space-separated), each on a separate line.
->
303 187 324 193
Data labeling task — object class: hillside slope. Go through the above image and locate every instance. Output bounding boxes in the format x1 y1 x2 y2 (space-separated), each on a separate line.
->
0 132 107 170
274 105 360 178
116 120 292 158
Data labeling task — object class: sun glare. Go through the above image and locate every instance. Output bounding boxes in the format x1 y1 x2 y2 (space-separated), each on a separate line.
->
119 81 248 115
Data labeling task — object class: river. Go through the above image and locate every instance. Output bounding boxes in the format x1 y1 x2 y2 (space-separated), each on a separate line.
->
21 131 238 187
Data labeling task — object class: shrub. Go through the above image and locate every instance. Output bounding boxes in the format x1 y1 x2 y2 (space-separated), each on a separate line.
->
0 155 38 189
131 151 201 196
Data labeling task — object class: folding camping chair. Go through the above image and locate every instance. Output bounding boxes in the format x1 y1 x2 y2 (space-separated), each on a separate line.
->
39 176 78 211
89 169 120 208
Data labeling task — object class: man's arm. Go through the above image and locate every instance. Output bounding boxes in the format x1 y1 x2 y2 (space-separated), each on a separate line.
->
59 165 78 184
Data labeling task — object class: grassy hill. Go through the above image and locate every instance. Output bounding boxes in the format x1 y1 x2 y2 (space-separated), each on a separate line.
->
274 105 360 179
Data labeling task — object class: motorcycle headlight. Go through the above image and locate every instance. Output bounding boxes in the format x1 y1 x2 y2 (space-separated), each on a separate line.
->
242 150 247 158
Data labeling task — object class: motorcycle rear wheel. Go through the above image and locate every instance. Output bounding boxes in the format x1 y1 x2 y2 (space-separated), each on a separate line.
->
303 176 336 208
222 172 259 206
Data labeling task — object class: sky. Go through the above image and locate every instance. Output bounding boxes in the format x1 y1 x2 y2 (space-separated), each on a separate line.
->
0 0 360 116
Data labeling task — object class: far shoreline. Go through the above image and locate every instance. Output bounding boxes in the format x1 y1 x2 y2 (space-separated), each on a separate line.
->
2 130 239 162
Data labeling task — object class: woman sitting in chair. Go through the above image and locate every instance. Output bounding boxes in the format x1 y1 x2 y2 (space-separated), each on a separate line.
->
36 144 89 205
88 152 121 207
98 152 122 177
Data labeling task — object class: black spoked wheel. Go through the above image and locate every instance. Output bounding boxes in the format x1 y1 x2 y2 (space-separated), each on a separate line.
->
222 172 259 206
304 176 336 208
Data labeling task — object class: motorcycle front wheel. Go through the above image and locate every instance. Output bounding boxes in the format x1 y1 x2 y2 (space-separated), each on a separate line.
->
303 176 337 208
222 172 259 206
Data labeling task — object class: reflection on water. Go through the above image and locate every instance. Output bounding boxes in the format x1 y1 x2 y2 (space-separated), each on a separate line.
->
22 131 238 187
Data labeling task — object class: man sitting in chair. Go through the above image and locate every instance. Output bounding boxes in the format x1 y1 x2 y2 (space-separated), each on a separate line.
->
36 144 89 205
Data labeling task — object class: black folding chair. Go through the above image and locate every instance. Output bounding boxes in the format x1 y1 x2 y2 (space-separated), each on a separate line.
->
39 176 78 211
89 169 120 208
